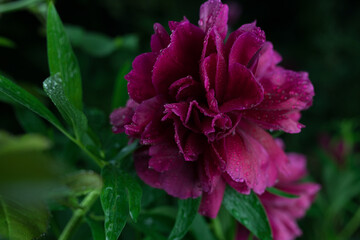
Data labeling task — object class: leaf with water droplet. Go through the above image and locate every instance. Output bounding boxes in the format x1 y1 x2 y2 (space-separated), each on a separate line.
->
100 164 142 240
223 187 272 240
47 2 83 110
43 74 87 140
168 197 201 240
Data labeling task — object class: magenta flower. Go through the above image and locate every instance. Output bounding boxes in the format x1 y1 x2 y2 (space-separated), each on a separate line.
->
110 0 314 218
236 152 320 240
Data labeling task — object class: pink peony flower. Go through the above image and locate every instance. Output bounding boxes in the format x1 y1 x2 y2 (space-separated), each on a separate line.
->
236 153 320 240
110 0 314 218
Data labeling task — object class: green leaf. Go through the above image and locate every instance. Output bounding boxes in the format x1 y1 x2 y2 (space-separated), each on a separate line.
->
43 74 87 140
190 214 216 240
14 107 48 135
112 140 138 164
123 174 142 222
86 218 105 240
65 25 117 57
223 187 272 240
0 0 42 13
65 171 103 197
0 197 49 240
101 165 142 240
0 37 15 48
0 74 64 132
168 198 201 240
266 187 299 199
111 61 131 109
47 2 82 110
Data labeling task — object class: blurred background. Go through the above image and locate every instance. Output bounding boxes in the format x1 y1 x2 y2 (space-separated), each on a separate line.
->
1 0 360 239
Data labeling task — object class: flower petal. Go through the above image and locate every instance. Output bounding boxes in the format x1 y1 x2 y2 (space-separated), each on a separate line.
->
199 0 229 39
151 23 170 52
125 96 168 144
201 29 227 104
240 121 289 183
126 52 157 103
110 99 138 134
152 20 205 96
213 128 269 194
225 21 265 58
220 63 264 112
198 179 226 218
243 68 314 133
226 22 265 67
134 147 202 199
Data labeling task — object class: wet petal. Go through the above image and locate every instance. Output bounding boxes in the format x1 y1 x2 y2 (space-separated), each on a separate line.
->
110 99 138 134
126 52 157 103
152 20 205 95
125 96 167 144
213 128 269 194
220 63 264 113
244 68 314 133
198 179 226 218
199 0 229 39
151 23 170 52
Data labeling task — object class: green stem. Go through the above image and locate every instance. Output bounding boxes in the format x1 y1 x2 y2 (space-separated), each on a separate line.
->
211 218 226 240
339 206 360 239
56 126 106 168
58 191 100 240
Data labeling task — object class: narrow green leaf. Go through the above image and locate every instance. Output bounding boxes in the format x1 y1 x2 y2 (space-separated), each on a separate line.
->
65 171 103 197
168 198 201 240
0 197 49 240
14 107 48 135
190 214 216 240
86 218 105 240
111 61 131 109
123 174 142 222
47 2 82 110
100 165 128 240
43 74 87 139
0 74 64 131
223 187 272 240
266 187 299 199
0 0 42 13
112 140 138 164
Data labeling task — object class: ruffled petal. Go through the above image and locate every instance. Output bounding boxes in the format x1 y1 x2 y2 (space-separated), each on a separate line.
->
110 99 138 134
174 120 206 161
240 121 289 183
243 68 314 133
198 147 222 192
125 96 168 144
255 41 282 78
222 173 250 194
213 128 269 194
152 20 205 95
225 21 265 58
220 63 264 113
151 23 170 52
199 0 229 39
168 76 203 102
201 29 227 104
125 52 157 103
134 147 202 199
198 179 226 218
